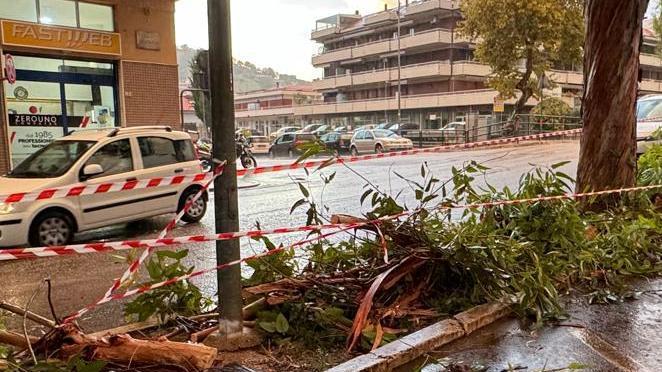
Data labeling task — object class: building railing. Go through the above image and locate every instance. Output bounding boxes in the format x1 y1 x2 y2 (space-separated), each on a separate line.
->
313 27 455 57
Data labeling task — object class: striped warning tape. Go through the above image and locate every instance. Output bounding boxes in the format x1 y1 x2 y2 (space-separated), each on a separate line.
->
3 182 659 263
0 129 581 204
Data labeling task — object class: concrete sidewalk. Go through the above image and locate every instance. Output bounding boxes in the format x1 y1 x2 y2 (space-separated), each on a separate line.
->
410 278 662 372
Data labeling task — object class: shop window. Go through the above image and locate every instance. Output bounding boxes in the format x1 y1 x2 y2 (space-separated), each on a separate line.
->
39 0 77 27
0 0 38 22
65 84 116 128
63 60 114 75
79 2 113 31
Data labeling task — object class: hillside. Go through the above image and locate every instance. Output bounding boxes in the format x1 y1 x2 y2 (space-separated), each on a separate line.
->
177 45 309 93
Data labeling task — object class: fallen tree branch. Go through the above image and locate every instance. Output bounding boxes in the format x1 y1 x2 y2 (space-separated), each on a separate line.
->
0 301 56 328
0 330 38 349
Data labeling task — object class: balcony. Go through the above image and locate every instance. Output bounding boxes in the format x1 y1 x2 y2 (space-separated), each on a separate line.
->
312 28 458 66
313 61 495 91
641 79 662 92
294 89 499 116
641 53 662 67
311 26 340 40
407 0 458 15
235 105 295 119
548 70 583 86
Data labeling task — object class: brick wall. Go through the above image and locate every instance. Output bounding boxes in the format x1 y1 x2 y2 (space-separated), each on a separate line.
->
121 61 181 130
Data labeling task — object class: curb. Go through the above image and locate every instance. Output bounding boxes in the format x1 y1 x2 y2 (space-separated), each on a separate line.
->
327 302 512 372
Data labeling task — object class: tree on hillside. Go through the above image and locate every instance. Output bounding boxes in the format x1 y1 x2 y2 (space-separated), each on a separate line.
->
576 0 649 199
459 0 584 114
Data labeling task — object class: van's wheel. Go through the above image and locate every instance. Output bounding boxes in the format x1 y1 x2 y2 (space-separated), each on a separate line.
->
350 147 359 156
29 210 75 247
179 188 208 223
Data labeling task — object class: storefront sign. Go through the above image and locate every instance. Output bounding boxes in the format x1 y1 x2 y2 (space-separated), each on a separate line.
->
3 54 16 84
1 20 121 56
136 31 161 51
9 114 61 127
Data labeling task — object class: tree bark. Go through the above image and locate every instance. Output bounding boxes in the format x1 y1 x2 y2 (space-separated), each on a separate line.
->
576 0 649 199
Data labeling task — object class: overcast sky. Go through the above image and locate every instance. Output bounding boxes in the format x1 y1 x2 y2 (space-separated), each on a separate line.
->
175 0 659 81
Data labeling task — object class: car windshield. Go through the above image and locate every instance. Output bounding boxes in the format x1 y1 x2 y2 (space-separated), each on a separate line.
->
637 99 662 121
8 140 96 179
250 137 269 143
373 129 398 138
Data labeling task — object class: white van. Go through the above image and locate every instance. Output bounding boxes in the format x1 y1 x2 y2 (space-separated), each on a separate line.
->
637 95 662 155
0 127 207 247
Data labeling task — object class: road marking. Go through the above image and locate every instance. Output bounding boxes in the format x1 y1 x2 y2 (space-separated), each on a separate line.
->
567 327 647 372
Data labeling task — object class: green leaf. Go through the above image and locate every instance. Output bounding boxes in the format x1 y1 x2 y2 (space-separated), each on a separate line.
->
568 362 588 370
259 321 277 333
360 189 373 205
290 199 308 215
275 313 290 334
551 161 571 169
157 250 188 261
298 183 310 198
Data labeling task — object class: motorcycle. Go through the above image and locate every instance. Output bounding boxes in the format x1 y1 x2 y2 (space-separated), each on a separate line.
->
236 134 257 169
196 137 257 172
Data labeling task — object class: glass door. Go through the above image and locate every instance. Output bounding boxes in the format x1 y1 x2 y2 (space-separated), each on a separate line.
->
3 55 118 168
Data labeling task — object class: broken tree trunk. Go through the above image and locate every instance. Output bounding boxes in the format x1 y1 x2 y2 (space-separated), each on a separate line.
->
576 0 649 201
36 324 217 371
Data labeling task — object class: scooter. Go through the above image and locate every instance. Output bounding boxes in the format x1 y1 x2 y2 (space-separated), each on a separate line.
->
196 138 257 172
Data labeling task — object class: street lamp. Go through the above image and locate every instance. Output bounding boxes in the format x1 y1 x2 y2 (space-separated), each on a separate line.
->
396 0 402 123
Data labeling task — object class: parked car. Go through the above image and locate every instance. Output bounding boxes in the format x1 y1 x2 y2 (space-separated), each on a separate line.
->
376 123 391 130
269 133 317 158
248 136 271 155
334 126 350 133
270 126 300 141
350 129 414 155
0 127 207 247
388 123 420 136
300 124 325 133
312 125 333 137
441 122 466 139
320 132 352 155
355 124 377 131
637 94 662 156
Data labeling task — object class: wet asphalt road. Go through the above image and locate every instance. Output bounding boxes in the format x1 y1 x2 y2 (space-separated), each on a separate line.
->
1 140 581 334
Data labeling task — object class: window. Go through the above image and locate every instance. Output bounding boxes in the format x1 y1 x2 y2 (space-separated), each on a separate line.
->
78 2 113 31
40 0 77 27
0 0 38 22
279 134 295 143
354 131 365 140
365 132 375 140
9 140 94 178
84 139 133 179
139 137 194 169
0 1 113 31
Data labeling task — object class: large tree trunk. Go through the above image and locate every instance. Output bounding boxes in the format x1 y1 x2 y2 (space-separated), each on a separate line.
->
576 0 649 198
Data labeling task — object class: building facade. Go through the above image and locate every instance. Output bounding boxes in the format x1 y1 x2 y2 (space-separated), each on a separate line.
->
0 0 178 172
297 0 662 128
235 84 321 135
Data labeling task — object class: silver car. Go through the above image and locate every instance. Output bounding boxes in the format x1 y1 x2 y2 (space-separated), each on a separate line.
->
350 129 414 155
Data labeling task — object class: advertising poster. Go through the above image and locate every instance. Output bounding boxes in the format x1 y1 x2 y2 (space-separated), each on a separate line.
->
9 118 64 168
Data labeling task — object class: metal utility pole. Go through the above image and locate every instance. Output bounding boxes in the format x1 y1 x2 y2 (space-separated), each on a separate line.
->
396 0 403 122
208 0 243 337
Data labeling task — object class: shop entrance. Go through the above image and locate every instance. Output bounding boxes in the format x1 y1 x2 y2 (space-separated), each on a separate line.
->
3 55 118 167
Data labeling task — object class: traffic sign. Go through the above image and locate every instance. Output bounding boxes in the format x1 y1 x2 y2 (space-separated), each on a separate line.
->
3 54 16 85
493 96 505 113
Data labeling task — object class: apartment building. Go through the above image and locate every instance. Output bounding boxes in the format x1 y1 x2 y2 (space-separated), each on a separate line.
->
297 0 662 129
235 84 321 135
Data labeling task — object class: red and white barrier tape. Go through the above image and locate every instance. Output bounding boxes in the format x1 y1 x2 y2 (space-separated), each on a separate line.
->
238 128 582 177
3 182 660 263
0 129 580 204
63 224 357 323
72 163 227 322
0 172 212 204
